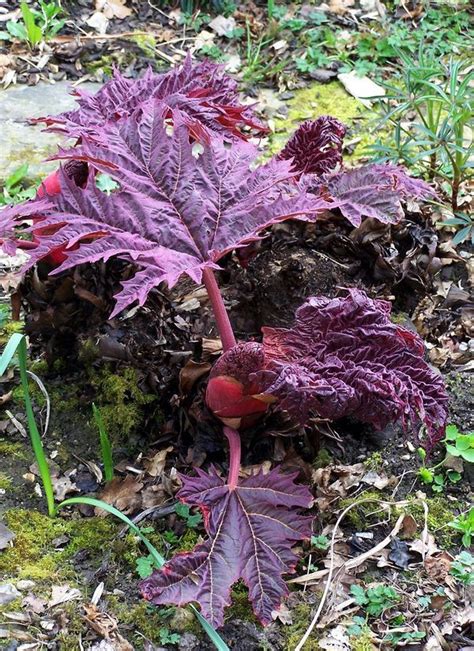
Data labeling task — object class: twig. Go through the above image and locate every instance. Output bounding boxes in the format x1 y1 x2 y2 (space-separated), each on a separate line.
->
118 502 176 536
26 370 50 438
50 32 196 45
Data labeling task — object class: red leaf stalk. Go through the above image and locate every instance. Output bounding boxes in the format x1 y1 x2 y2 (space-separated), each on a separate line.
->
202 268 236 352
223 426 241 490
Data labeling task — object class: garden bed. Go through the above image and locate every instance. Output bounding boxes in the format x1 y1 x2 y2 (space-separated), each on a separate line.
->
0 2 472 650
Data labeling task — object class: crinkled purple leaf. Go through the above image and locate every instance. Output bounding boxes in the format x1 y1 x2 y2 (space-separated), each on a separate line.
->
140 465 313 628
0 102 329 317
278 116 346 175
312 164 435 226
259 289 448 447
207 290 448 448
35 54 267 142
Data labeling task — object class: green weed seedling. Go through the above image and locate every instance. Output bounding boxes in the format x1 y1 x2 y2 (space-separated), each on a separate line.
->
6 1 64 48
450 551 474 585
449 508 474 548
0 165 37 207
350 584 400 617
417 423 472 493
159 628 181 646
175 502 202 529
444 424 474 463
311 535 330 551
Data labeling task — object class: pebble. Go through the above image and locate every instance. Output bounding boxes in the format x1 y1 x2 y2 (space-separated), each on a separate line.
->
0 583 20 606
16 580 35 591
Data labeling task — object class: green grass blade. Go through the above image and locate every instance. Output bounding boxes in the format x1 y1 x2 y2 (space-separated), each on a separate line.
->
58 497 230 650
0 333 55 516
58 496 165 566
92 403 114 482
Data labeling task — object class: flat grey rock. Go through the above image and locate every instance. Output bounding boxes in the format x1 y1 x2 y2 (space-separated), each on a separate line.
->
0 81 100 182
0 583 20 606
0 521 15 550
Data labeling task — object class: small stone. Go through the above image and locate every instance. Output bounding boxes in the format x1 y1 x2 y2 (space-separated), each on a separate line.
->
23 472 35 483
400 454 411 460
0 583 20 606
0 522 15 550
16 580 35 591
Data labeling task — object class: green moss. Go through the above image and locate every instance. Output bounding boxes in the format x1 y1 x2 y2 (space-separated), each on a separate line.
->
89 366 157 441
107 597 186 648
339 491 383 530
0 320 23 346
399 496 461 547
269 81 390 163
340 491 461 547
29 359 48 375
0 439 28 460
0 472 13 491
12 378 47 408
55 601 88 651
313 448 333 469
227 582 257 623
0 508 117 583
282 603 321 650
132 33 157 57
351 628 376 651
364 452 383 472
176 529 200 553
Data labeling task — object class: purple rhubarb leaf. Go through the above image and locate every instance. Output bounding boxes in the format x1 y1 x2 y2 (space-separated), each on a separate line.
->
278 116 346 175
0 103 328 317
140 465 313 628
207 290 448 448
35 54 267 142
312 164 435 226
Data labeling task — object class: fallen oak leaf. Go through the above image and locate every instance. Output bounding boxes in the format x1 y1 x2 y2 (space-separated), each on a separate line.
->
141 466 313 627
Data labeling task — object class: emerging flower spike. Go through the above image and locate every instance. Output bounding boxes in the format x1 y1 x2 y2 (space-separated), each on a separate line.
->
0 103 329 318
34 54 268 143
207 290 448 448
141 464 313 628
278 116 346 175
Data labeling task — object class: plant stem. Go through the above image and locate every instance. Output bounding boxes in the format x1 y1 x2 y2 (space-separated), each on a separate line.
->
202 268 236 352
224 427 241 490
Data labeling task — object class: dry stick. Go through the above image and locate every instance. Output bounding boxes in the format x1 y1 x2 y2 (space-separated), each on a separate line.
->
27 370 50 437
294 499 405 651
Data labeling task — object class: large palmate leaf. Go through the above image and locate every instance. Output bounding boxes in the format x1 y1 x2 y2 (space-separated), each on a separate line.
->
35 55 266 142
206 290 448 447
312 164 435 226
141 466 313 628
0 103 327 317
278 116 346 175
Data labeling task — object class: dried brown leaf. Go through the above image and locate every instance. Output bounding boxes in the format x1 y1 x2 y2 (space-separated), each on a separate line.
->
96 476 143 515
179 360 211 396
424 551 453 582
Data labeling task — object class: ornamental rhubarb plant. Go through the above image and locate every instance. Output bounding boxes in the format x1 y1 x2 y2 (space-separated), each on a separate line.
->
0 57 448 627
